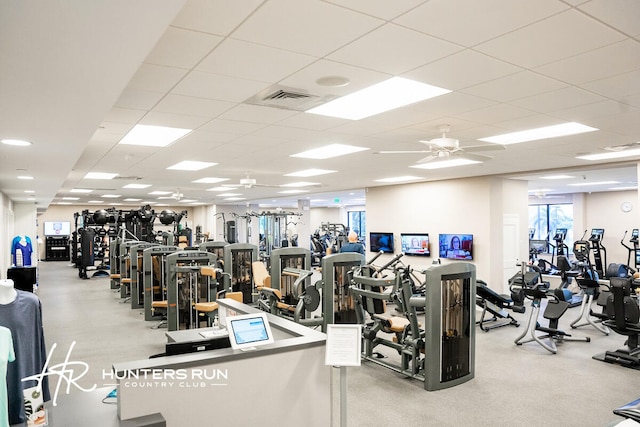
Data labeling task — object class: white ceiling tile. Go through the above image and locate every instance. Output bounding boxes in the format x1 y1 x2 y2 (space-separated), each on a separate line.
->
153 94 234 117
277 112 351 131
534 39 640 85
199 119 267 135
550 100 629 123
511 86 607 113
127 63 188 92
328 23 462 75
404 49 522 91
579 0 640 37
172 71 270 102
394 0 567 47
196 38 316 83
114 88 165 110
144 27 223 69
171 0 264 36
279 59 388 97
324 0 426 20
581 69 640 100
102 107 146 124
462 71 567 102
420 92 497 116
219 104 299 124
231 0 383 57
138 111 212 129
475 9 626 68
457 104 536 125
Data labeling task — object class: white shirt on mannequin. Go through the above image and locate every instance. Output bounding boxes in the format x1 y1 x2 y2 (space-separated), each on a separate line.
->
0 279 17 305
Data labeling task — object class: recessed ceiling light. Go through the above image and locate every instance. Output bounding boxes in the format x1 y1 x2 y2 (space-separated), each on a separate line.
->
306 77 450 120
316 76 350 87
568 181 619 187
576 148 640 161
24 190 35 194
280 181 320 187
149 191 171 195
123 183 151 189
479 122 598 145
2 139 31 146
285 169 336 177
540 175 575 180
167 160 217 171
57 202 72 205
119 124 192 147
410 158 481 170
101 194 121 198
62 196 80 200
124 198 142 202
207 187 231 192
291 144 368 160
88 200 104 204
224 197 246 201
17 175 33 180
375 176 422 183
70 189 92 193
179 199 197 203
84 172 118 180
192 177 229 184
278 190 309 194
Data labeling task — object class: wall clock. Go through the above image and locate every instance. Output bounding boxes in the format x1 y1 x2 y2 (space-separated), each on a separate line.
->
621 201 633 213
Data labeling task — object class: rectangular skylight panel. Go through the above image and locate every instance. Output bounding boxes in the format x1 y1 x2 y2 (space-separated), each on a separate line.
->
285 169 336 177
479 122 598 145
167 161 217 171
576 148 640 161
291 144 368 159
410 158 480 170
119 124 192 147
306 77 450 120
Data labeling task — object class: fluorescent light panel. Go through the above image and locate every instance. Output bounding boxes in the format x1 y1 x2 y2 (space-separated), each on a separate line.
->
84 172 117 180
192 177 229 184
375 176 422 183
88 200 104 203
291 144 368 160
167 160 216 171
280 182 319 188
17 175 33 180
2 139 31 146
224 197 245 201
123 183 151 189
119 124 192 147
207 187 231 192
101 194 121 198
285 169 336 177
124 198 142 202
576 148 640 161
149 191 171 195
306 77 450 120
479 122 597 145
410 158 481 170
216 193 241 197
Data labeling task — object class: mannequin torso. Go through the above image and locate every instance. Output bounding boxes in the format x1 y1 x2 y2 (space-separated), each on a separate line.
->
0 279 17 304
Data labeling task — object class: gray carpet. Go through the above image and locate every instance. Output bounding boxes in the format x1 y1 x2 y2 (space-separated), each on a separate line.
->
36 261 636 426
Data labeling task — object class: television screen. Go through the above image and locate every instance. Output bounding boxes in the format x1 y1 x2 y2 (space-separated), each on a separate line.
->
400 233 430 256
439 234 473 260
44 221 71 236
369 232 394 253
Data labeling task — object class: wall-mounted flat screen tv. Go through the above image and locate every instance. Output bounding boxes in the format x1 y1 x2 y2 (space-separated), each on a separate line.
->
400 233 430 256
44 221 71 236
369 232 394 253
439 234 473 260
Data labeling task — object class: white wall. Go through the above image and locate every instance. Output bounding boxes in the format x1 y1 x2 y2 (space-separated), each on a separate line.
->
310 207 346 232
0 192 14 278
366 177 528 289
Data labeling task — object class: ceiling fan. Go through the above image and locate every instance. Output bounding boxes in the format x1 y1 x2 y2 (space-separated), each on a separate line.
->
223 173 279 189
376 125 505 163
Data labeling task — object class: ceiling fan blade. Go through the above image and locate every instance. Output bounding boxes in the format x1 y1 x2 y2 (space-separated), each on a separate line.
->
417 154 438 163
463 144 505 152
457 152 493 162
375 150 432 154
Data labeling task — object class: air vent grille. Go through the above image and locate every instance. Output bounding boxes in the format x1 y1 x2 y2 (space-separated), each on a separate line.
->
245 85 334 111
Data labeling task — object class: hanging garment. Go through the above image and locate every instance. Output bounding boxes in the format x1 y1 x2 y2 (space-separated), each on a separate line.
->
0 326 15 427
0 290 49 425
11 236 33 267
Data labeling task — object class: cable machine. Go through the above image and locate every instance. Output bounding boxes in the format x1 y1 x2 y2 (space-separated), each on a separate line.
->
259 210 302 258
223 243 259 304
142 245 180 322
198 241 228 268
129 242 157 309
318 252 365 332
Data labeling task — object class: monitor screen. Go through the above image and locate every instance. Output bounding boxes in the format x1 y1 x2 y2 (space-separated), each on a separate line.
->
226 313 274 350
369 232 394 254
44 221 71 236
553 228 567 241
590 228 604 240
439 234 473 260
529 240 548 254
400 233 430 256
632 229 639 238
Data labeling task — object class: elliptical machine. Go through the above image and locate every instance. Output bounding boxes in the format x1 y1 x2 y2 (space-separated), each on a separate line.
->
621 229 640 271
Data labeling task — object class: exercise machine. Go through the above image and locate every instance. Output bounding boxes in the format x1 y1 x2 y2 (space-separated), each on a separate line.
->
317 252 364 332
222 243 259 303
198 241 228 268
512 264 590 354
586 228 607 278
475 279 522 332
166 250 217 331
128 242 157 309
621 229 640 270
593 277 640 369
270 247 312 304
142 245 180 323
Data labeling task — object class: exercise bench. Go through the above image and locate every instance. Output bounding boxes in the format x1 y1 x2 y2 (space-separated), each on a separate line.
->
475 279 521 332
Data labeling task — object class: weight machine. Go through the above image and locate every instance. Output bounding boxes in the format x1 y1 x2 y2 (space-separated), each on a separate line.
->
166 251 217 331
223 243 259 304
198 241 228 268
157 210 190 246
142 245 180 322
258 210 302 258
317 252 364 332
128 242 157 309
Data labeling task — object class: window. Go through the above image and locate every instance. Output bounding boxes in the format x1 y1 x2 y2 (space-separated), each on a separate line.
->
348 211 366 240
529 203 574 252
